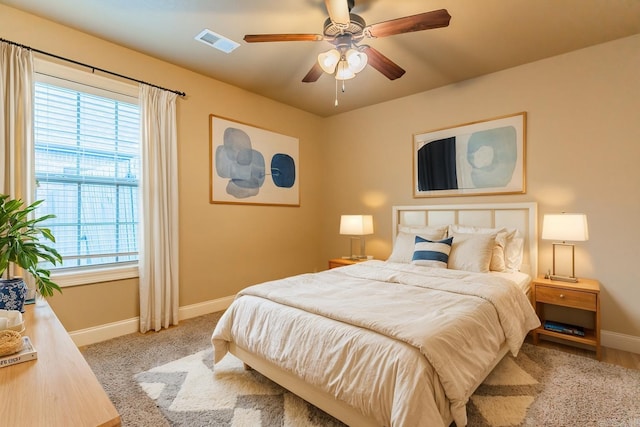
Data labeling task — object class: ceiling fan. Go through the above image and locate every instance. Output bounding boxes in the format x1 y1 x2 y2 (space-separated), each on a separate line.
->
243 0 451 83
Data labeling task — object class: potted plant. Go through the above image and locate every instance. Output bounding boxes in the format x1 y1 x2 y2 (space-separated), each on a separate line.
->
0 194 62 312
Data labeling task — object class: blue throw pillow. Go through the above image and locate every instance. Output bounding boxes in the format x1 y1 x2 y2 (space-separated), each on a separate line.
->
411 236 454 268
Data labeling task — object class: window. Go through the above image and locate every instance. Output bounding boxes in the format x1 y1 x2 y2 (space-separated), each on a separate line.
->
33 61 140 283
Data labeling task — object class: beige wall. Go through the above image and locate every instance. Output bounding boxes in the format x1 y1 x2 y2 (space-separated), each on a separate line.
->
321 35 640 338
2 5 639 342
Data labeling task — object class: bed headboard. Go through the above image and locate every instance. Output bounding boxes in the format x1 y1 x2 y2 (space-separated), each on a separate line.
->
392 202 538 276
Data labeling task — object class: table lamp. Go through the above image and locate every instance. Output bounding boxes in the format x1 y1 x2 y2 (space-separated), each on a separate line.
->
339 215 373 260
541 213 589 282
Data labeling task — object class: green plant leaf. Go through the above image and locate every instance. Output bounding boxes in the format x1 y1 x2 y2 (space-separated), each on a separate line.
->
0 195 62 295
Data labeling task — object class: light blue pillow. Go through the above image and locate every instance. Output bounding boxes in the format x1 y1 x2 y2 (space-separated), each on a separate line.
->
412 236 454 268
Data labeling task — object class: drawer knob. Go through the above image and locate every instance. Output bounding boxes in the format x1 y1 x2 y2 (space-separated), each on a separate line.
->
560 294 565 298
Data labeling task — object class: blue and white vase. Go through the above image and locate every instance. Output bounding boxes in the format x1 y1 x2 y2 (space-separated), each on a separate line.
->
0 278 28 313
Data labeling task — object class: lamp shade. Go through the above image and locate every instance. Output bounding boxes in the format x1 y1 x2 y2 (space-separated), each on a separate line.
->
345 48 368 73
318 49 340 73
542 213 589 241
335 60 356 80
340 215 373 236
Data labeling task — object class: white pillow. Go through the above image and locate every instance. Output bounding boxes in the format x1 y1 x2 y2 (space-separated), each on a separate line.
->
387 226 448 263
447 232 496 273
448 225 517 272
505 235 524 271
398 225 448 236
411 236 453 268
491 232 508 272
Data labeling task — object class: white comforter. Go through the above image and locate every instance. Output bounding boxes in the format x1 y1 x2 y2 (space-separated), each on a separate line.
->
212 261 540 426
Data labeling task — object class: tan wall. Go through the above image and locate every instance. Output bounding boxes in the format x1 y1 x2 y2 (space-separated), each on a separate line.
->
0 5 326 331
321 35 640 338
2 4 639 340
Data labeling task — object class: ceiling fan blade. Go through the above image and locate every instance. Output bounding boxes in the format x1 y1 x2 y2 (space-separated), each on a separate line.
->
302 63 324 83
244 34 323 43
361 46 405 80
367 9 451 38
325 0 351 26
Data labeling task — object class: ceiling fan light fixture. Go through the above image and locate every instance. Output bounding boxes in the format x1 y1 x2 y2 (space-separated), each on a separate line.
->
318 49 340 73
335 59 356 80
244 6 451 87
346 48 367 73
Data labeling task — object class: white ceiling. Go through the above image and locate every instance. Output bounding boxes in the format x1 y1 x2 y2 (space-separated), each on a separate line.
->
2 0 639 117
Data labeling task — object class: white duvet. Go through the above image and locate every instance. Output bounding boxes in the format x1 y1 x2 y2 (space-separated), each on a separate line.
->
212 260 540 426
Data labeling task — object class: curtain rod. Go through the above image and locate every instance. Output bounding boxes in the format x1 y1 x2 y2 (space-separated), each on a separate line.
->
1 37 186 97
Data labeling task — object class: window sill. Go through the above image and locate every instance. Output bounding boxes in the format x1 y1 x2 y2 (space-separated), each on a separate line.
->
52 265 139 288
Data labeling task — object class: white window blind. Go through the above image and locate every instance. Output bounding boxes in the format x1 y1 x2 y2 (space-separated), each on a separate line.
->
33 77 140 271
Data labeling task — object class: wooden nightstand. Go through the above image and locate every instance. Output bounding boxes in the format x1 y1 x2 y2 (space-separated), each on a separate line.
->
531 276 601 360
328 258 366 269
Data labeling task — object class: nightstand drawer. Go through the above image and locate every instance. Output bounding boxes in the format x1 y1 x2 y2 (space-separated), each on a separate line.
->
536 286 597 311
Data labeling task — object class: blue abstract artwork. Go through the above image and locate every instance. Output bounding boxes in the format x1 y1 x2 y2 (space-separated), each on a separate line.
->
467 126 517 188
271 154 296 188
414 113 525 197
210 116 299 205
215 127 266 198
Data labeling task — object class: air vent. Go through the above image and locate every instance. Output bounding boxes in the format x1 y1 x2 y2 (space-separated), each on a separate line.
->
194 29 239 53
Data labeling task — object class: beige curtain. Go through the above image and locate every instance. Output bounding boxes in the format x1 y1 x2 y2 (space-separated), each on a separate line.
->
0 41 34 281
0 41 34 204
138 84 179 333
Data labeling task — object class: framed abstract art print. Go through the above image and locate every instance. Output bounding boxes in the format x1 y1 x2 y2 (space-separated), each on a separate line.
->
210 115 299 206
413 112 526 198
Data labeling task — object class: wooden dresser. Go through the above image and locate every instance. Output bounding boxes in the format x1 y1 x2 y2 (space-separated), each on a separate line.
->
0 301 121 426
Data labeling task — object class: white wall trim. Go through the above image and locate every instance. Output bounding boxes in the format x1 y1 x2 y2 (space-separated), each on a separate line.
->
69 295 235 347
178 295 235 320
53 265 139 288
602 329 640 355
70 316 139 347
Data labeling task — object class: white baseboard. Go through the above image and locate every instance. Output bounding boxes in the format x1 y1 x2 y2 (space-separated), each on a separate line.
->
70 316 139 347
602 329 640 355
69 295 235 347
178 295 235 320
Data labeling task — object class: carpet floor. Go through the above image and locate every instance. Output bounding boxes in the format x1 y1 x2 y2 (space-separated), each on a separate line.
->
82 312 640 427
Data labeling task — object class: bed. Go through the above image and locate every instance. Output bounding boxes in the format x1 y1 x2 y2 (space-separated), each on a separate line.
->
212 203 541 426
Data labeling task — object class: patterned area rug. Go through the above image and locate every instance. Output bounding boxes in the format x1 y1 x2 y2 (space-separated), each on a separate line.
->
135 343 640 426
134 348 344 426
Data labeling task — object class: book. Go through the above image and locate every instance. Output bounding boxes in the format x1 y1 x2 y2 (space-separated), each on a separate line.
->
0 336 37 368
543 320 585 337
